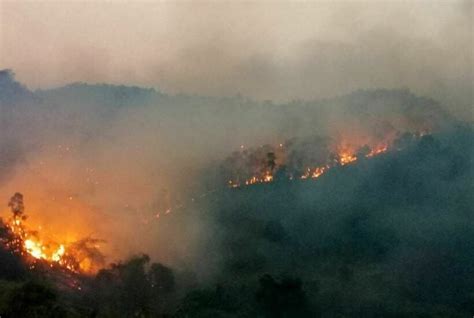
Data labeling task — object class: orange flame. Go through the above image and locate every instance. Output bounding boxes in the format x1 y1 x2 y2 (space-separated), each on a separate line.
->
4 213 101 274
227 138 397 188
339 152 358 166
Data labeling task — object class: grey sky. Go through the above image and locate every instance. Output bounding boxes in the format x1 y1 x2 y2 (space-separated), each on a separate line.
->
0 0 472 116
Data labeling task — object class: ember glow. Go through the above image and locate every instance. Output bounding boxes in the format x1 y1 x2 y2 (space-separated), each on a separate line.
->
224 135 418 188
301 165 330 180
367 145 389 158
245 170 274 186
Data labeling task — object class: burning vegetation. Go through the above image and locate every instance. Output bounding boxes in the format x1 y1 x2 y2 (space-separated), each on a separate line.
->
0 193 104 275
224 131 427 188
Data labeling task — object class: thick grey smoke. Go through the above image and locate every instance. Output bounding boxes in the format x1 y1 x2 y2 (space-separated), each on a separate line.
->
1 1 472 118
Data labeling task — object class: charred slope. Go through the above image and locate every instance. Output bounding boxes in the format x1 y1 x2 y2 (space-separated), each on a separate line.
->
190 126 474 317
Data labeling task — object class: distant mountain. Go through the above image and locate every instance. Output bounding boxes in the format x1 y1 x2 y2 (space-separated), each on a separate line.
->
0 70 34 105
1 69 456 135
36 82 162 109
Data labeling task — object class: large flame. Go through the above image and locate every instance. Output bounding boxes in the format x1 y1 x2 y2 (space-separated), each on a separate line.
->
2 194 104 274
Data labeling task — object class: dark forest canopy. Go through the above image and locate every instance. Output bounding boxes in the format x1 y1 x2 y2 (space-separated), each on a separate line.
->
0 123 471 317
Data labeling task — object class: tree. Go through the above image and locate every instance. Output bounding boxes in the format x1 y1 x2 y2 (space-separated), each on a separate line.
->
149 262 175 314
256 274 310 318
8 192 25 220
4 281 67 318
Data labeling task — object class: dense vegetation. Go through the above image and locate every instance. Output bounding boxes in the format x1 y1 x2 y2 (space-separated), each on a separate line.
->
0 126 471 317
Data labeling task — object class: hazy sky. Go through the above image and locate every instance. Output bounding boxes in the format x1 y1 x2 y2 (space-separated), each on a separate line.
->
0 1 472 115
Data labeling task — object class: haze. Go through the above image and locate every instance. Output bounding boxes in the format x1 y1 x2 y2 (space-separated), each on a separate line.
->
1 0 472 118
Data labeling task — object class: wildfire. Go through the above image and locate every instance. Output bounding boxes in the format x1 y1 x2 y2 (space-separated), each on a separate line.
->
52 244 66 261
7 216 76 271
366 145 388 157
245 171 273 185
224 137 408 188
339 152 358 166
23 239 47 259
301 165 330 179
2 193 103 274
299 143 384 181
22 238 65 263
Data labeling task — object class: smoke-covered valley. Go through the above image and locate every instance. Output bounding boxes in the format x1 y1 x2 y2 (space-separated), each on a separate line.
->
0 67 472 316
0 69 457 262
